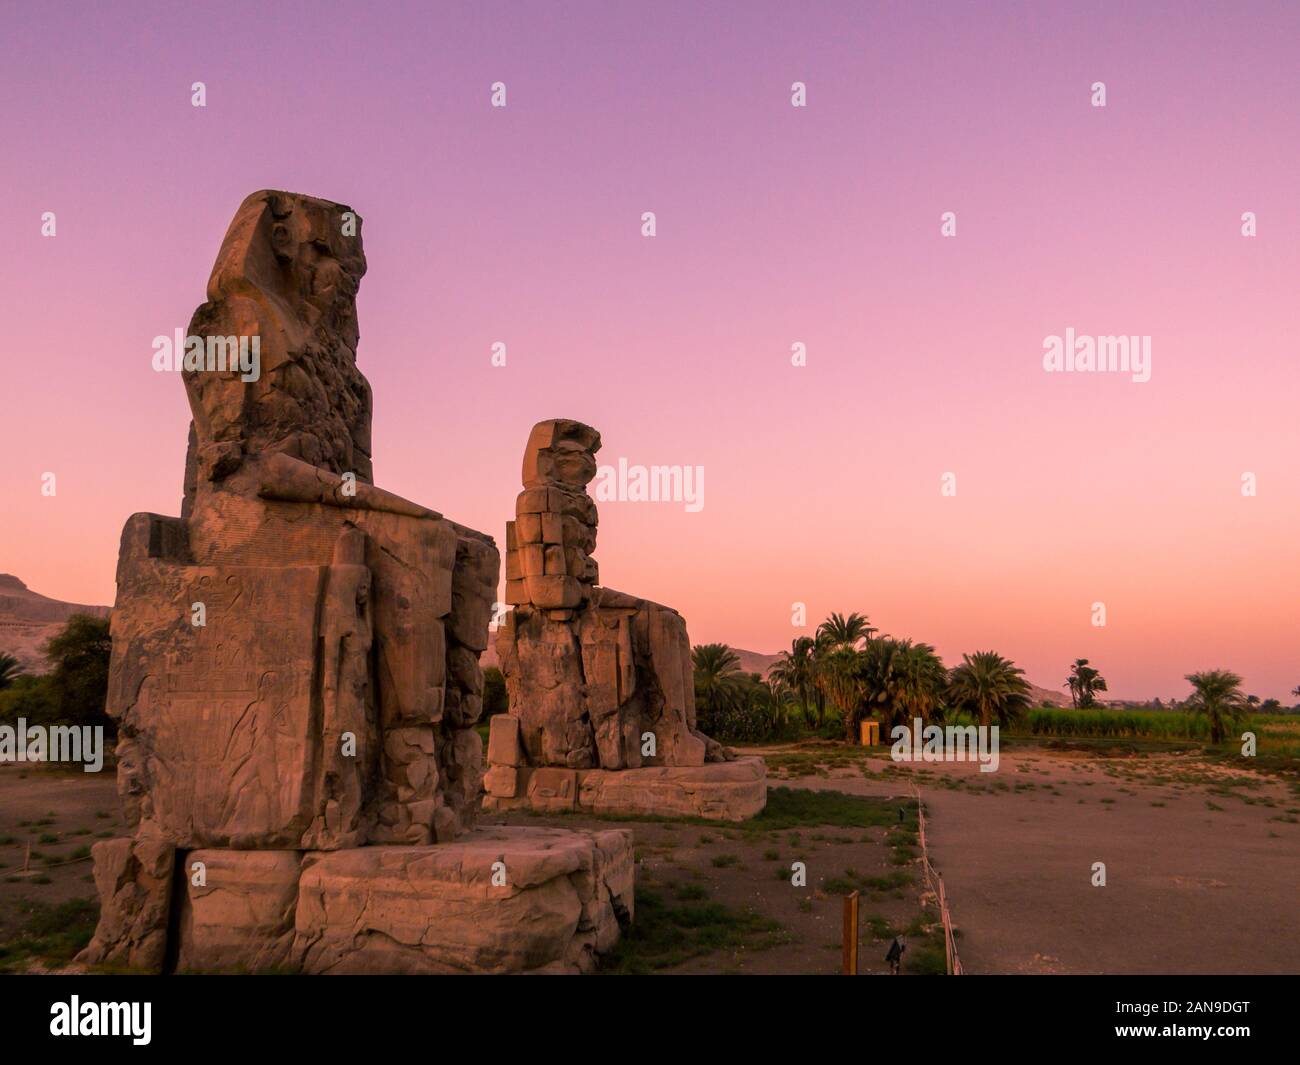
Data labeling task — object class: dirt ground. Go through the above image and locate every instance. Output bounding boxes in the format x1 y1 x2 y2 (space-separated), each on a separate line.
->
491 800 931 975
760 742 1300 974
3 741 1297 975
0 763 127 964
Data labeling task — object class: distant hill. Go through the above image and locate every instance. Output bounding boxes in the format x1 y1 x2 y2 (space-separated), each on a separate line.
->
1027 682 1067 707
727 648 783 678
0 574 111 675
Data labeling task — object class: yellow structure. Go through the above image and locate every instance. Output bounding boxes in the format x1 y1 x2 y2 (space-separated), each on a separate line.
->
859 720 880 746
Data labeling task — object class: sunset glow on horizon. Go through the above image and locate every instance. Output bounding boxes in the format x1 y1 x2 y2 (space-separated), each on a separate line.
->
2 1 1297 701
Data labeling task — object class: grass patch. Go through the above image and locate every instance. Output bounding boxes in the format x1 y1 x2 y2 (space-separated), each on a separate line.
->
553 787 917 834
904 929 949 975
0 896 98 973
599 888 785 974
824 868 913 895
748 788 916 833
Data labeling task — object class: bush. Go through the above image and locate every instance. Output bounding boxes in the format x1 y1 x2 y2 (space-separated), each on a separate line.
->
693 670 801 744
482 666 508 719
0 614 112 737
0 675 59 727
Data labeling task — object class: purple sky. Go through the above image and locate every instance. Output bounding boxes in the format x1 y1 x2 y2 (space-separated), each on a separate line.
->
2 1 1298 699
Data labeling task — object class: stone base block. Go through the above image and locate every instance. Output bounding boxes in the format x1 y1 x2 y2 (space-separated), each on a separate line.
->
177 850 301 973
78 828 633 975
76 837 175 973
482 756 767 821
294 827 633 974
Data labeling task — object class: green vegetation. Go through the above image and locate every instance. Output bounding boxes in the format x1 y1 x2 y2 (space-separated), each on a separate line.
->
824 868 913 895
904 928 950 975
0 614 113 737
0 652 22 691
566 787 916 835
481 666 507 718
1014 706 1300 757
0 896 98 973
1065 658 1108 708
690 643 796 742
598 887 784 973
1184 670 1248 745
749 788 914 833
1021 707 1216 740
694 612 1296 755
946 651 1032 728
692 611 1033 743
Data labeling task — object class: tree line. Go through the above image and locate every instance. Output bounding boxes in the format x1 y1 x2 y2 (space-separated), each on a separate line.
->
691 612 1277 746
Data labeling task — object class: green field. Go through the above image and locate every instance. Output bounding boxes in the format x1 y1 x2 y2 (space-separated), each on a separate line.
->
1010 707 1300 756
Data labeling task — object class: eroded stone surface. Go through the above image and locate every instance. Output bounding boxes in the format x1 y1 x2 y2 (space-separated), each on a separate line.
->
176 850 301 973
482 756 768 822
293 827 633 974
76 837 175 973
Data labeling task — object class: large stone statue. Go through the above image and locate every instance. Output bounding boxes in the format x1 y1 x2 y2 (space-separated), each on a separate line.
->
79 191 631 974
485 419 767 820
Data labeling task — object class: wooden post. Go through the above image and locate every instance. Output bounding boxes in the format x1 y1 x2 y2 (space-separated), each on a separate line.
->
842 890 860 975
23 841 31 873
938 875 953 975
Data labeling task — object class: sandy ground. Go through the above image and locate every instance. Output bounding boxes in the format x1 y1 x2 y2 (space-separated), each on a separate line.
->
0 763 127 953
492 806 926 975
772 746 1300 974
4 744 1297 975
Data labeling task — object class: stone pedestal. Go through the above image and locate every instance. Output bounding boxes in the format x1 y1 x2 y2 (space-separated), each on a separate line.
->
84 827 633 975
483 721 767 821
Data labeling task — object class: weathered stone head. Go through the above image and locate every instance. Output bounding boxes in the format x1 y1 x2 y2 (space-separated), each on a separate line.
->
504 419 602 612
522 418 601 489
183 190 372 495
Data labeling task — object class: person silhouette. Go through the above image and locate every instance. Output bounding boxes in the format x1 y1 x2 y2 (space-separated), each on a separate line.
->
886 937 906 975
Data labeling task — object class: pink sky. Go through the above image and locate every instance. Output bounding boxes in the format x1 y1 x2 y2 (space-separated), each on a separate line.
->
1 1 1297 700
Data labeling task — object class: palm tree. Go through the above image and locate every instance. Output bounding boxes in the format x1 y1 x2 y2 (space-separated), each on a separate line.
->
762 677 795 733
1064 658 1108 708
1292 685 1300 699
1184 670 1248 744
691 643 744 722
853 638 903 736
816 612 877 650
947 651 1031 728
819 645 866 740
770 636 820 728
894 641 949 724
0 652 21 691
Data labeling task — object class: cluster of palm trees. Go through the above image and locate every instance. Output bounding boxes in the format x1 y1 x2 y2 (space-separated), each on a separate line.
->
693 612 1034 742
1065 658 1108 708
691 615 1292 746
